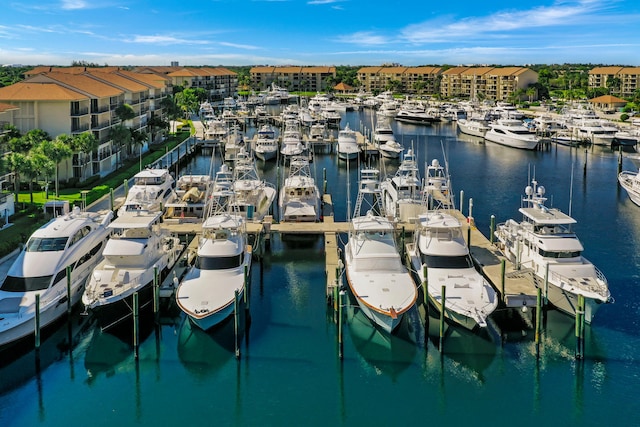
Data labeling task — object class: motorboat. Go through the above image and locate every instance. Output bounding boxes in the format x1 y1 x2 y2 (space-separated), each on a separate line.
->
336 123 360 161
380 148 424 221
395 105 437 125
570 119 617 146
118 168 176 216
484 119 540 150
176 196 252 331
253 124 278 161
614 128 640 147
231 148 276 221
378 139 404 159
164 174 213 223
204 117 228 145
82 210 183 331
493 179 612 323
0 207 113 347
344 168 418 333
408 211 499 330
618 168 640 206
456 117 491 138
374 117 403 159
280 120 305 158
224 125 246 162
278 156 321 222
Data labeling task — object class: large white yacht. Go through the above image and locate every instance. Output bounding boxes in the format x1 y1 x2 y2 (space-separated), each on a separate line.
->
380 148 424 221
176 196 252 331
118 168 176 216
344 168 418 334
0 207 113 347
336 123 360 161
493 179 612 323
280 120 305 158
231 148 276 221
408 211 499 330
279 156 321 222
164 174 213 223
456 116 491 138
253 124 278 161
484 119 540 150
82 210 183 331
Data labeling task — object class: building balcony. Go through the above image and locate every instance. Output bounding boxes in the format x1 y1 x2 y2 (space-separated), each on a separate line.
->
71 124 90 133
91 105 110 114
70 107 89 116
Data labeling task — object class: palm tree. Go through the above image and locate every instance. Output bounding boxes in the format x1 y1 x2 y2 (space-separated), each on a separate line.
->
6 152 29 203
39 137 73 198
70 132 98 181
130 129 148 171
23 152 54 204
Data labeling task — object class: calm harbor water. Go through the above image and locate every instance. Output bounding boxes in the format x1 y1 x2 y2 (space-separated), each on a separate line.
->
2 108 640 426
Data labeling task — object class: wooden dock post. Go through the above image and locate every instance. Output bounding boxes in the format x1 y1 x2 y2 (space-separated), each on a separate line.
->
133 292 139 360
618 146 623 175
234 289 240 359
583 148 588 176
575 295 585 359
244 265 250 313
153 265 159 321
459 190 464 216
544 263 550 306
110 188 114 212
66 265 72 316
439 285 446 351
490 215 495 244
500 259 506 304
338 289 344 360
34 294 41 351
535 288 542 354
323 168 327 195
123 179 129 197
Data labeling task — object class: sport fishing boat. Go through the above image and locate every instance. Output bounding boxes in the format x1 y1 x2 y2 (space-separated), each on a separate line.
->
278 156 321 222
408 211 499 330
618 168 640 206
231 148 276 221
176 195 252 331
380 148 424 221
344 168 418 334
0 207 113 347
493 179 612 323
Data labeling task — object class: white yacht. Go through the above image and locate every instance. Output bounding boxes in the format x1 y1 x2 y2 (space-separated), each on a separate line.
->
423 158 454 210
231 148 276 221
408 211 499 330
176 196 252 331
618 168 640 206
395 105 437 125
118 168 176 216
280 120 305 158
484 119 540 150
378 139 404 159
82 210 183 331
570 119 617 146
164 174 213 223
224 125 246 162
374 116 403 158
344 168 418 334
279 156 321 222
253 124 278 161
336 123 360 161
493 179 612 323
0 208 113 347
380 148 424 221
456 116 491 138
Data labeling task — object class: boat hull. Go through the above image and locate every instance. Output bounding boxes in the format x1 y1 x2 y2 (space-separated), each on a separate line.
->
188 288 244 331
88 282 155 331
485 131 539 150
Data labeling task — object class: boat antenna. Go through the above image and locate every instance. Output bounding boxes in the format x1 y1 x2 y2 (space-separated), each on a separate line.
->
569 161 574 219
346 150 352 222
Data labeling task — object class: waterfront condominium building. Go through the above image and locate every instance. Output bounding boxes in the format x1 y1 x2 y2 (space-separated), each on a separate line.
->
356 66 441 95
0 67 171 182
440 66 538 101
134 66 238 101
589 66 640 99
250 66 336 92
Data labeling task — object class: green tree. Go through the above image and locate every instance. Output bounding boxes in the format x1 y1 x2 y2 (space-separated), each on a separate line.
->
147 113 168 143
175 88 200 118
70 132 98 181
130 129 148 171
6 152 29 202
115 103 136 122
39 137 73 197
23 152 54 204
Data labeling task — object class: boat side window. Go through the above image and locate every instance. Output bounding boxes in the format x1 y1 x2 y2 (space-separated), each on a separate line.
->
26 237 69 252
76 242 103 268
421 254 474 269
163 188 173 199
0 275 52 292
538 249 581 258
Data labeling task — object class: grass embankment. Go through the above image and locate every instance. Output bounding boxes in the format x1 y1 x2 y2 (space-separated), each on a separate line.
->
0 129 192 258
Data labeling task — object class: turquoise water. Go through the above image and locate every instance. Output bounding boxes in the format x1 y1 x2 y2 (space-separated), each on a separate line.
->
2 110 640 426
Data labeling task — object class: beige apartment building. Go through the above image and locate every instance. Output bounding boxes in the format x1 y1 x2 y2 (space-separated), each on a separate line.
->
357 66 441 94
0 67 171 181
134 66 237 101
250 66 336 92
589 66 640 98
440 66 538 101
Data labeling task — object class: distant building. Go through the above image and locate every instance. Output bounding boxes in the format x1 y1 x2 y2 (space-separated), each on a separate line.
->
589 66 640 98
250 66 336 92
440 66 538 101
356 66 441 94
135 66 238 100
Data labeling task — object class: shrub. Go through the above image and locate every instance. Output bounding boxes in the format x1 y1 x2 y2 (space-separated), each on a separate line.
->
620 113 629 122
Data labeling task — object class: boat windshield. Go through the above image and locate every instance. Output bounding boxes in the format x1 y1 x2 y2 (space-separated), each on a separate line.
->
196 254 243 270
421 254 473 269
26 237 68 252
538 249 581 258
0 275 52 292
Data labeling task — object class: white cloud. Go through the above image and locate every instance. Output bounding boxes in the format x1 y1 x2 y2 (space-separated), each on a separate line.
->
219 42 260 50
333 31 391 46
61 0 88 10
128 35 210 45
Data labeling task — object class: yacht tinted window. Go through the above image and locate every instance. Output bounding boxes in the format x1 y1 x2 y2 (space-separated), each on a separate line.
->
0 275 52 292
196 254 243 270
26 237 69 252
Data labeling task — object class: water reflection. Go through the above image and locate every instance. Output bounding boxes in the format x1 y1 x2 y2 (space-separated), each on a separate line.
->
347 301 417 380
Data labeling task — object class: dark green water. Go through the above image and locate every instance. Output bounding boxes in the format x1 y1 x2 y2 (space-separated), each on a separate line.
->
2 110 639 426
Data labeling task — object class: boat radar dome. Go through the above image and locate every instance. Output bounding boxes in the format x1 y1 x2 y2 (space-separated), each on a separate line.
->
525 185 533 196
431 159 441 167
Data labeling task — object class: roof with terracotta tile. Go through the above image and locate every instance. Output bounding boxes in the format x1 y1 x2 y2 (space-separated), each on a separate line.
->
406 66 442 74
250 66 276 74
167 68 202 77
460 67 494 76
87 70 149 92
379 67 408 74
589 94 627 104
442 66 471 75
589 66 625 75
117 70 168 88
618 67 640 75
0 81 87 101
357 67 384 74
0 102 19 112
28 72 123 97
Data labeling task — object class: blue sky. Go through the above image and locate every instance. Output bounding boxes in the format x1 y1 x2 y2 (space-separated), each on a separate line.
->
1 0 639 66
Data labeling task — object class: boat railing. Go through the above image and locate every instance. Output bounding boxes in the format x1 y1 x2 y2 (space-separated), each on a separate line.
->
549 266 609 297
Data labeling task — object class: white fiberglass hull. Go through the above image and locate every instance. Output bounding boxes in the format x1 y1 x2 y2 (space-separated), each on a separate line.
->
485 131 539 150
